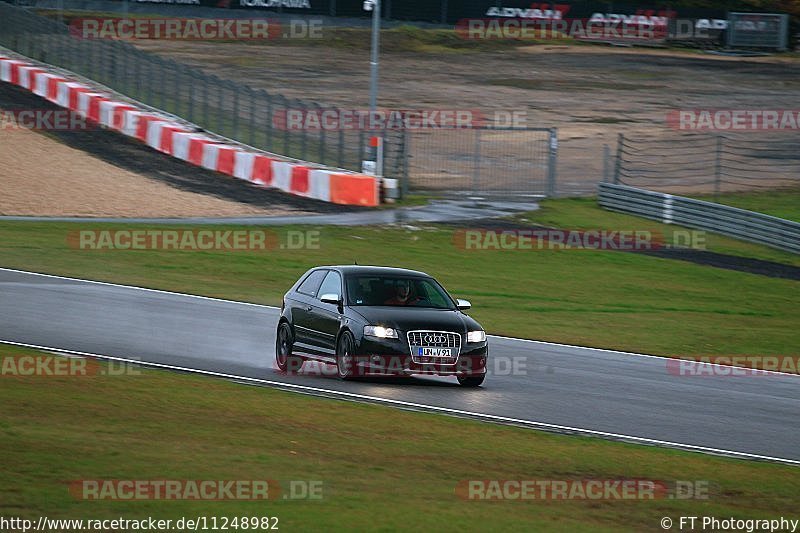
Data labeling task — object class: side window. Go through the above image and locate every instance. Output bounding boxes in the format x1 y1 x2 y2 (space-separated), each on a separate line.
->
296 270 327 297
317 271 342 301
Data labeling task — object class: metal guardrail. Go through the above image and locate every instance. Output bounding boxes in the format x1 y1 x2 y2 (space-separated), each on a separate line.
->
598 183 800 254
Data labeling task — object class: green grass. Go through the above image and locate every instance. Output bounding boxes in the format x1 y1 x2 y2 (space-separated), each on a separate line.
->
694 188 800 223
0 212 797 362
1 343 797 531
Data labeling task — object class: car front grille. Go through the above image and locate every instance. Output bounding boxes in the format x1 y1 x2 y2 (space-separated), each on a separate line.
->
407 330 461 364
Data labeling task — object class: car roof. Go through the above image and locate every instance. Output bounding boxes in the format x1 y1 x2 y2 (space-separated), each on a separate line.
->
318 265 431 277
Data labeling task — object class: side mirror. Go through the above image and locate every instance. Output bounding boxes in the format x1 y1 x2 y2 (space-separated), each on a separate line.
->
320 293 342 306
456 298 471 311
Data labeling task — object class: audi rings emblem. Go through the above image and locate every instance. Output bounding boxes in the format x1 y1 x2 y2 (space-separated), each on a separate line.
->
424 334 447 344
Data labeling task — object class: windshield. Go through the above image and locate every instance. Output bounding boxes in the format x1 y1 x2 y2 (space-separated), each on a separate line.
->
345 275 455 309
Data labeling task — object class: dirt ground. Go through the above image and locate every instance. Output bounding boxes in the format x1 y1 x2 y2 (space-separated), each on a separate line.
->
134 39 800 195
0 83 349 217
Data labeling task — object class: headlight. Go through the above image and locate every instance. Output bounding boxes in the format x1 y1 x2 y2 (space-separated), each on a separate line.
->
467 330 486 343
364 325 398 339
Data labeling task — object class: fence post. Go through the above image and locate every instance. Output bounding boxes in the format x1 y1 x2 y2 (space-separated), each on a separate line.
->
358 127 366 172
201 73 209 129
337 127 345 169
281 96 290 156
471 128 481 196
714 135 723 201
71 32 79 73
143 58 152 105
187 69 195 124
602 143 610 183
132 48 141 101
299 100 308 161
232 81 240 141
43 27 50 62
401 127 410 198
546 127 558 196
216 76 225 135
173 61 181 115
613 133 624 185
265 91 273 150
160 58 168 111
247 86 255 147
313 102 326 165
120 43 128 95
85 38 94 80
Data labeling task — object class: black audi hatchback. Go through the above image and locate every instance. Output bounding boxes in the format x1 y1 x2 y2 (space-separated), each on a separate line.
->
276 266 488 386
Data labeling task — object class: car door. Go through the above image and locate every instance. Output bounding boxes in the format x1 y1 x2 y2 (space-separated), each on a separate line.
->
307 270 343 357
290 269 327 353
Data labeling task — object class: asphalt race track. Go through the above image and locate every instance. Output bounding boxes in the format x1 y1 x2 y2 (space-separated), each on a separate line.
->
1 268 798 464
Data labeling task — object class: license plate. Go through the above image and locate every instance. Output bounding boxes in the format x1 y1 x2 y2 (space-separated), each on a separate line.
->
418 347 452 357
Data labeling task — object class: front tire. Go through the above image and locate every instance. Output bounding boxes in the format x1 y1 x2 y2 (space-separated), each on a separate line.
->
275 322 303 373
336 331 356 380
457 374 485 387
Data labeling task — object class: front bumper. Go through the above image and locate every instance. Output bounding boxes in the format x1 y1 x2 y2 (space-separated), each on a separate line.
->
355 336 488 377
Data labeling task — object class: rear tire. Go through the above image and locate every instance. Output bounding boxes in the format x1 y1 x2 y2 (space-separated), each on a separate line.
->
336 331 356 380
275 322 303 373
457 374 485 387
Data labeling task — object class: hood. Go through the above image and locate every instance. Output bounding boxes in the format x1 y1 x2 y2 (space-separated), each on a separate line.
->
351 306 482 334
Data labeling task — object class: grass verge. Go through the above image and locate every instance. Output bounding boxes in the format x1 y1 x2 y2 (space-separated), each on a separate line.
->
1 343 798 531
693 188 800 223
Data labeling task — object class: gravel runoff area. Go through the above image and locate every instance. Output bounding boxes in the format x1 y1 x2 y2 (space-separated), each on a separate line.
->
0 82 361 218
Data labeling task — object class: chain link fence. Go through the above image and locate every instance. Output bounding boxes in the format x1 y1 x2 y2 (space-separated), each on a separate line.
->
404 126 557 198
0 1 407 176
609 132 800 197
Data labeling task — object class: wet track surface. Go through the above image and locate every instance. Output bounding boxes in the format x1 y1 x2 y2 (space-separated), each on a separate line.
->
1 268 799 463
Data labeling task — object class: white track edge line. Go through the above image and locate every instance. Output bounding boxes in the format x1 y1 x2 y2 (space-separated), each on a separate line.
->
3 266 799 378
1 338 798 467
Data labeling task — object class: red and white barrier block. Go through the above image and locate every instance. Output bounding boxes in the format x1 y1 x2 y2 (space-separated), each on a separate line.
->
0 56 380 207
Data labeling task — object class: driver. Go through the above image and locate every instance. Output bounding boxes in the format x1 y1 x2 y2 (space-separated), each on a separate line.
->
384 279 418 306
